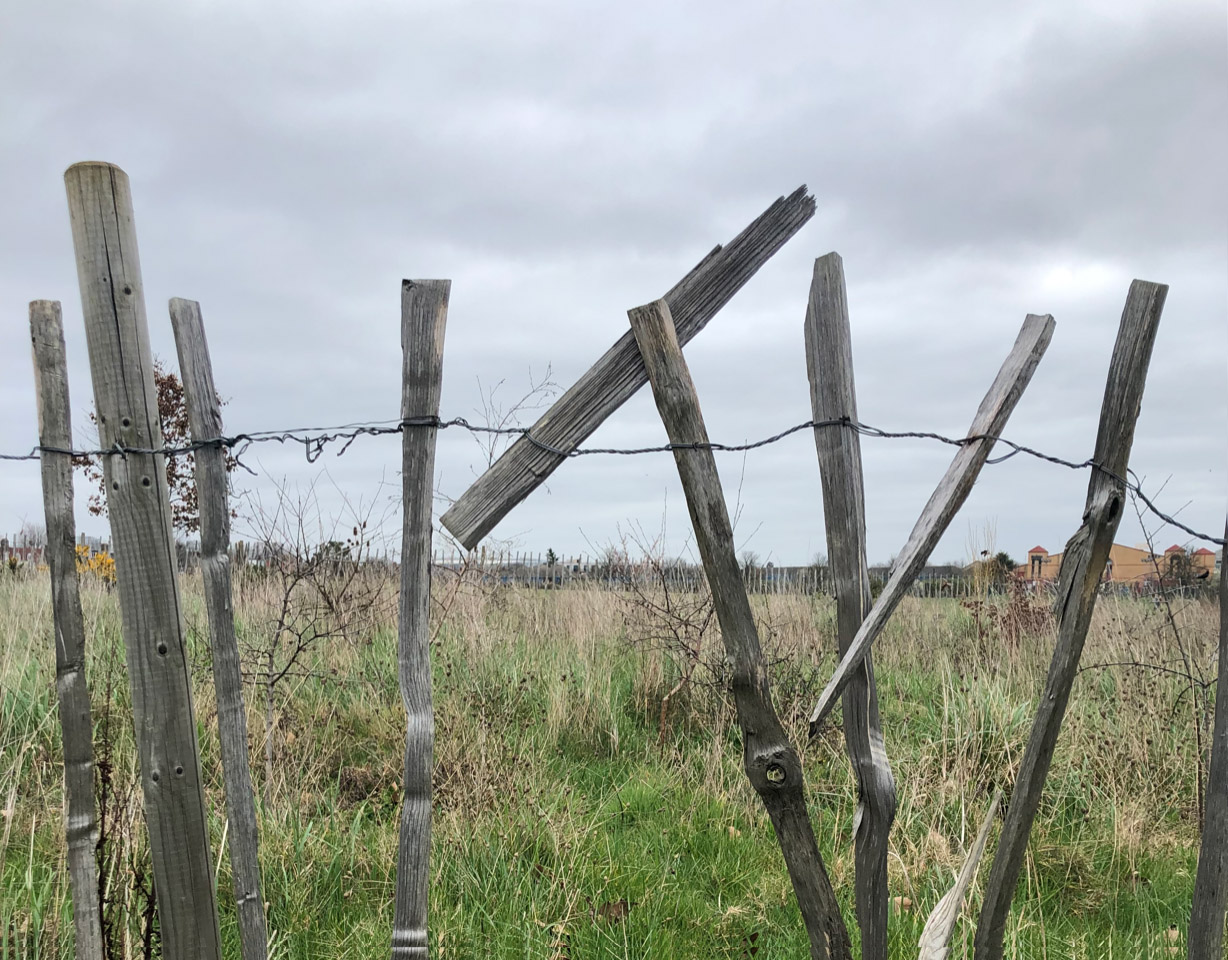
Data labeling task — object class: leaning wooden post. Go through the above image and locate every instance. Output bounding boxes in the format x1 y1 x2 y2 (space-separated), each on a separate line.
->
804 254 896 960
29 300 105 960
64 161 223 958
1189 515 1228 959
808 312 1055 730
170 299 268 960
974 280 1166 960
630 298 851 960
391 280 449 960
441 188 816 549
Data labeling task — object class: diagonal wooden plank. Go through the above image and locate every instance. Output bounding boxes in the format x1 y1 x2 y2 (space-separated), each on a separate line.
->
440 187 816 549
630 297 851 960
808 312 1055 732
974 280 1166 960
805 253 896 960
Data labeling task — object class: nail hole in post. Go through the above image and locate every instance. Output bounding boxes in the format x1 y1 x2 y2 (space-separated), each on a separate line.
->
141 477 151 487
151 771 160 783
121 417 131 428
174 765 184 777
157 642 168 656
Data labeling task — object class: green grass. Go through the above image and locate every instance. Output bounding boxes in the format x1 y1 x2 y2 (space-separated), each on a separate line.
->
1 571 1216 958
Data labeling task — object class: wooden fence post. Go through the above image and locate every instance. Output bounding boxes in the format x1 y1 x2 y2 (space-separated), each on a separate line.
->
974 280 1166 960
29 300 105 960
392 280 449 960
804 254 896 960
64 161 222 958
170 298 268 960
1189 515 1228 959
808 312 1055 730
630 298 851 960
441 188 816 549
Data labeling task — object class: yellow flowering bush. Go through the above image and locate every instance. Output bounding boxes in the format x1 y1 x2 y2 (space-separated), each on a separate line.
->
75 543 117 585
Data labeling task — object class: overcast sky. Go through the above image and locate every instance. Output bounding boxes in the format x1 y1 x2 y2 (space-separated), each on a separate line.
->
2 0 1224 566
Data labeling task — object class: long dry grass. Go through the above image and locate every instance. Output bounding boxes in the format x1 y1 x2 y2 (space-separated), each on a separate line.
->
1 564 1219 958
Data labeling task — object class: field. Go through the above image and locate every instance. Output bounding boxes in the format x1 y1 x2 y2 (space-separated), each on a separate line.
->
0 565 1219 959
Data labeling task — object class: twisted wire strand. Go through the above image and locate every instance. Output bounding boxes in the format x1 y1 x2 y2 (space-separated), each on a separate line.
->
2 414 1223 547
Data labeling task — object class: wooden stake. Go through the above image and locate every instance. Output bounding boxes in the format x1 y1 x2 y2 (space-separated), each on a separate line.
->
804 254 896 960
1189 515 1228 959
441 187 816 549
392 280 449 960
64 161 222 958
630 298 851 960
974 280 1166 960
170 298 268 960
29 300 105 960
808 312 1055 731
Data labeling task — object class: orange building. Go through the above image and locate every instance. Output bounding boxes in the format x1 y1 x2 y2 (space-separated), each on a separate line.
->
1021 543 1216 587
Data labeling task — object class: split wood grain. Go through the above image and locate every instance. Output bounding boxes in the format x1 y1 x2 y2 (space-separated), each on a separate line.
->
974 280 1166 960
804 253 896 960
808 312 1055 731
65 161 222 959
630 298 851 960
918 789 1002 960
441 187 816 549
30 300 105 960
392 280 449 960
170 298 268 960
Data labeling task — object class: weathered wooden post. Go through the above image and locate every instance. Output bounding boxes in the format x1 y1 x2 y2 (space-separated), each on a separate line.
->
1189 516 1228 959
630 298 851 960
391 280 450 960
808 312 1055 730
804 254 896 960
29 300 105 960
441 188 815 549
974 280 1166 960
64 161 222 958
170 298 268 960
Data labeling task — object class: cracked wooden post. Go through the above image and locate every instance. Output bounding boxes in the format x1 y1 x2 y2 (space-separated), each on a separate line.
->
65 161 222 958
630 298 851 960
808 312 1055 731
974 280 1166 960
804 254 896 960
170 298 268 960
391 280 449 960
441 187 815 549
1189 515 1228 959
29 299 105 960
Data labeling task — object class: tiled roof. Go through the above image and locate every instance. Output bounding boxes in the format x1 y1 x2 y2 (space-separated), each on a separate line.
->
1194 547 1215 556
1028 545 1047 554
1164 544 1184 553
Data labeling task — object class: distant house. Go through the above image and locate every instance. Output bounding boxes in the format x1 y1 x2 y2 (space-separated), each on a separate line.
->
1020 542 1215 587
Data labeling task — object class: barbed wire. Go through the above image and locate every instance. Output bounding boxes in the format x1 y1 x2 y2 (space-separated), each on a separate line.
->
1 415 1223 547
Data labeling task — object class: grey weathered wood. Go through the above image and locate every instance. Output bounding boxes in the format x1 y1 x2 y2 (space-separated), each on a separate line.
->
630 298 851 960
29 300 105 960
1190 515 1228 959
918 789 1002 960
441 187 816 549
974 280 1166 960
64 161 222 958
808 312 1056 730
169 298 268 960
804 253 896 960
392 280 449 960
